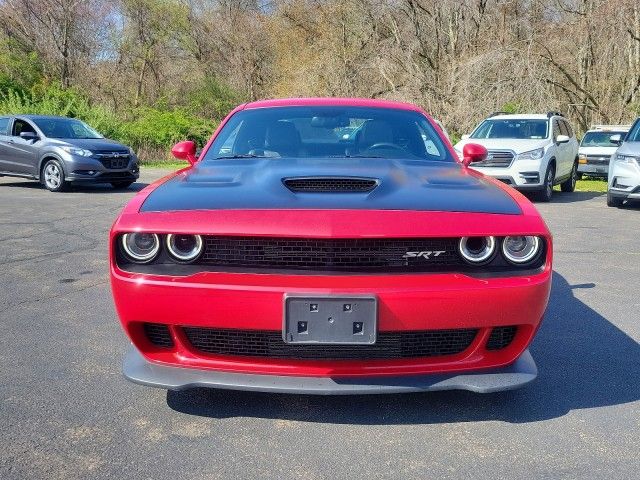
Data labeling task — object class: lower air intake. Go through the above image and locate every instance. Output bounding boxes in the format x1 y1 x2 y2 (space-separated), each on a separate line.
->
143 323 173 348
182 327 478 360
486 326 518 350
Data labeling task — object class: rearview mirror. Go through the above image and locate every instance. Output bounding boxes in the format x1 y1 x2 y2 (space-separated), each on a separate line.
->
609 134 622 145
19 131 38 141
556 134 570 144
171 140 198 165
462 143 488 167
461 134 471 140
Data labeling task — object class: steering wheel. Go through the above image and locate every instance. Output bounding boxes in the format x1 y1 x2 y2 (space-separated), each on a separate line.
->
364 143 405 152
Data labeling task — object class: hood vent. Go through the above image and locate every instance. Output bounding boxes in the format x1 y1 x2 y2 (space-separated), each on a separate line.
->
283 177 378 193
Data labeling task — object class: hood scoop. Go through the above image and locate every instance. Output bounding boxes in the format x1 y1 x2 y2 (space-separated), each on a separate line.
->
283 177 379 193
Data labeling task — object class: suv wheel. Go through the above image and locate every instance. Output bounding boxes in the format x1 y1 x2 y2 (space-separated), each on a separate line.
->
560 161 578 192
42 159 67 192
536 163 555 202
607 192 624 208
111 181 134 189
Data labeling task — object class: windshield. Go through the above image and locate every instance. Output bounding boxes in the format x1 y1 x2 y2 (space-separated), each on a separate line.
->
471 119 548 140
580 131 626 147
626 119 640 142
203 106 453 162
32 118 103 139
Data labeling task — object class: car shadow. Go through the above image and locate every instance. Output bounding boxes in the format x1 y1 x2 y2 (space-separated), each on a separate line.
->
525 191 605 204
166 272 640 424
0 179 148 193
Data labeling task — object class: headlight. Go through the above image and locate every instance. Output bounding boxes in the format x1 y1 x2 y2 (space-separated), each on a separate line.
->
502 236 541 264
121 233 160 263
578 153 587 164
61 146 93 157
516 148 544 161
458 236 496 264
128 147 136 156
615 154 639 165
166 234 203 262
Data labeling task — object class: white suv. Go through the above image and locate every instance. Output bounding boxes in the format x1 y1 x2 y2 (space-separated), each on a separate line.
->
607 117 640 207
454 112 579 201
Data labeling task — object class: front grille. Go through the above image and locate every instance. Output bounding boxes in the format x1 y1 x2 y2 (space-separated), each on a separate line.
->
473 150 514 168
143 323 173 348
585 155 610 165
283 177 378 193
182 327 479 360
95 151 130 169
486 326 517 350
199 237 462 272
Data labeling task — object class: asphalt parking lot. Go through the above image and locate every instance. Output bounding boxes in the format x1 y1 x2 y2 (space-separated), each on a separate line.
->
1 168 639 480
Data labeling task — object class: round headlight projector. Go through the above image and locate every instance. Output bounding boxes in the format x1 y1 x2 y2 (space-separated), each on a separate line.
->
458 236 496 264
166 234 203 262
122 233 160 263
502 236 540 264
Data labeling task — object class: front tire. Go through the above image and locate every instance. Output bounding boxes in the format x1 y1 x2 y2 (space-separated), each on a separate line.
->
607 192 624 208
111 181 134 189
41 159 67 192
536 163 555 202
560 161 578 192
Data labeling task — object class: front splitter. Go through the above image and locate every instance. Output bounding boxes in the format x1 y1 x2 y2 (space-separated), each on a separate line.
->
123 347 537 395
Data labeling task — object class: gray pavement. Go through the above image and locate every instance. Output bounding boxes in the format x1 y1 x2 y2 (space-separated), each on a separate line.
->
1 169 639 479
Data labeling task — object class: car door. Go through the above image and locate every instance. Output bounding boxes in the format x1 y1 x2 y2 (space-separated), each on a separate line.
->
563 120 579 166
6 118 40 175
553 119 571 178
0 117 12 172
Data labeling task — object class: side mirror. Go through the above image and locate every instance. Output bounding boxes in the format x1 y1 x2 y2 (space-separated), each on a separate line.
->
19 131 38 141
461 134 471 140
462 143 488 167
609 134 622 145
171 140 198 165
556 134 570 144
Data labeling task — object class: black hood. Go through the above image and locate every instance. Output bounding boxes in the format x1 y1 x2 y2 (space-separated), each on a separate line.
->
140 157 521 215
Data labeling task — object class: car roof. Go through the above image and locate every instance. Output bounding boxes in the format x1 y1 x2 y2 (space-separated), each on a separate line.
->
242 97 424 112
585 125 631 133
16 115 75 120
488 114 552 120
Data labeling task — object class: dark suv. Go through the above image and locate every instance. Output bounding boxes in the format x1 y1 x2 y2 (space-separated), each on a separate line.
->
0 115 139 192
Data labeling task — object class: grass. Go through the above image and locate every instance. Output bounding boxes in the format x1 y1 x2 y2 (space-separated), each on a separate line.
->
574 176 608 193
141 160 188 169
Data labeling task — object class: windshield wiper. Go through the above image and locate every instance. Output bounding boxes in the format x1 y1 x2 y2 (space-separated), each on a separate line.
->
214 154 266 159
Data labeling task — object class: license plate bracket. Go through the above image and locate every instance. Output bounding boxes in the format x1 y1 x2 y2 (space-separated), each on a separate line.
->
283 295 377 345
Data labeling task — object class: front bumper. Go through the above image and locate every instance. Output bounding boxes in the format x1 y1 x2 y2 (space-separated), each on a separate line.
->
67 170 139 183
608 160 640 200
472 158 545 189
62 153 139 183
124 346 537 394
578 163 608 176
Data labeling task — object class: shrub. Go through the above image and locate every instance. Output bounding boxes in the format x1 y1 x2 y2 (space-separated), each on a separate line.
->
0 84 220 162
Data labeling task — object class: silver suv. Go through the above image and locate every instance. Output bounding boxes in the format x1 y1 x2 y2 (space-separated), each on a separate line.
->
0 115 139 192
607 117 640 207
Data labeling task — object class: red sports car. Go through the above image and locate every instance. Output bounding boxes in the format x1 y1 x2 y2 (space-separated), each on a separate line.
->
110 98 552 394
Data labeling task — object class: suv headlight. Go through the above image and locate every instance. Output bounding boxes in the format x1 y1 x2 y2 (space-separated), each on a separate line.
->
61 146 93 157
516 148 544 161
615 154 639 165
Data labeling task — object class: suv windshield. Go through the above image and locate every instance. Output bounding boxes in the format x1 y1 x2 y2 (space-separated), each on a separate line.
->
31 118 103 139
580 131 626 147
471 119 549 140
203 106 453 162
626 119 640 142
